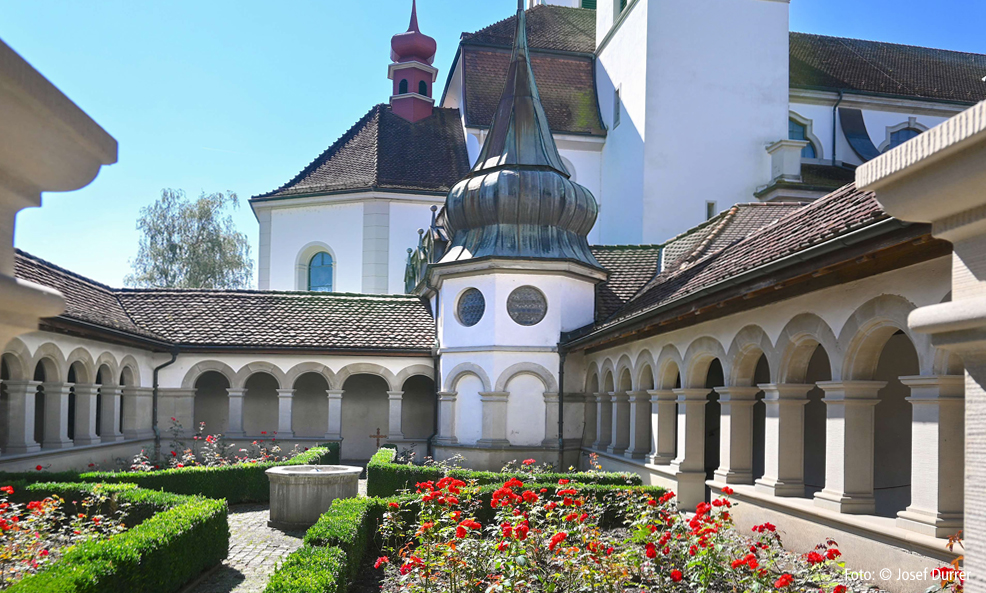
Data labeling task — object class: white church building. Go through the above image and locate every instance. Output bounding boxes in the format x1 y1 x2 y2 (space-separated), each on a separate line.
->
3 1 986 591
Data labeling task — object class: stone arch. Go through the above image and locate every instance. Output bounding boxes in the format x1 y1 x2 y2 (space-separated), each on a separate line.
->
94 352 120 385
31 343 65 381
285 362 336 390
683 336 727 389
933 348 965 376
336 363 398 392
775 313 840 384
2 338 31 381
616 366 633 392
445 362 491 393
295 241 337 292
181 360 236 389
601 369 615 392
726 325 776 387
118 355 142 387
654 344 683 389
494 362 558 394
583 360 601 392
66 347 95 383
599 359 616 390
840 295 933 380
395 364 434 390
233 362 287 389
634 349 656 391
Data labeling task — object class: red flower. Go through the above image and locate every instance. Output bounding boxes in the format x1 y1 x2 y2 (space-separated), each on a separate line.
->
522 490 539 503
522 458 536 465
806 551 825 565
35 465 43 471
548 531 568 551
374 556 388 569
752 522 776 533
826 548 841 560
514 523 529 540
388 502 399 509
39 549 49 557
503 477 524 489
261 431 267 435
647 498 657 507
833 587 847 593
496 540 509 551
774 574 794 589
171 451 177 457
170 417 176 422
645 542 657 559
0 486 12 495
721 486 734 495
670 569 683 582
558 479 570 485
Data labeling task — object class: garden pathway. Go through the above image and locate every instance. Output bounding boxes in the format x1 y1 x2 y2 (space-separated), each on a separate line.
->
186 479 368 593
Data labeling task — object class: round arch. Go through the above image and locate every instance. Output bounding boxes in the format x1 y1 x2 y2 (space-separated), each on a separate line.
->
654 344 684 389
614 354 633 389
181 361 236 390
118 355 143 387
336 363 398 392
583 360 601 392
726 325 776 387
445 362 492 393
775 313 840 383
494 362 558 394
395 364 434 390
295 241 337 292
66 348 95 383
683 337 727 389
31 343 66 382
94 353 120 385
285 362 336 390
839 295 933 380
233 362 287 390
2 338 32 381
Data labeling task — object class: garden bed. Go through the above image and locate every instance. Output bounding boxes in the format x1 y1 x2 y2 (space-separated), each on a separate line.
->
3 481 228 593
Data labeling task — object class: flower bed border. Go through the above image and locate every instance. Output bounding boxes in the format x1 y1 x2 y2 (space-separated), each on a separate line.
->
6 481 228 593
0 445 338 504
365 447 640 498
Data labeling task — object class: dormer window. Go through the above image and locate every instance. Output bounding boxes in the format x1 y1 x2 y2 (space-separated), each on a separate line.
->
399 79 409 95
889 128 921 150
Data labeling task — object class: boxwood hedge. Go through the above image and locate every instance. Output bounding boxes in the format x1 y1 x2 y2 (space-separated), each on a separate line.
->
263 545 346 593
0 444 338 504
6 481 228 593
365 447 641 497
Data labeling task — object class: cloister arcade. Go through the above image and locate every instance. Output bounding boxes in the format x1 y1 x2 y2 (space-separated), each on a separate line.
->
581 293 964 540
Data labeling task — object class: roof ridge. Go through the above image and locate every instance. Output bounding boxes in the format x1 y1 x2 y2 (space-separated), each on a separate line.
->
591 244 663 250
791 31 986 59
15 249 118 293
252 104 384 200
117 288 422 299
681 206 740 266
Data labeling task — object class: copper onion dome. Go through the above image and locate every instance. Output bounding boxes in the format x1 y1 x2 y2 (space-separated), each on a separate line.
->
391 0 437 64
440 1 600 268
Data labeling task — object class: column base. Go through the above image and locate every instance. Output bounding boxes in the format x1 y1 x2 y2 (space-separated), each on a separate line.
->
754 477 805 497
432 436 458 446
671 469 707 510
476 438 511 448
72 436 100 447
648 453 675 465
813 489 875 514
324 433 342 441
714 468 753 485
101 434 125 444
42 439 73 450
3 442 41 455
624 449 648 460
226 432 246 439
896 507 964 539
277 431 295 439
606 445 627 455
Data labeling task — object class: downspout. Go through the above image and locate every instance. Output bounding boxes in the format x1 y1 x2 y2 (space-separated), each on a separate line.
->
426 290 440 458
152 349 179 462
557 349 566 471
832 90 845 166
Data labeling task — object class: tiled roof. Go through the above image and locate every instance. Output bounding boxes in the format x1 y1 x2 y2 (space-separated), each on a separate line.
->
15 251 434 352
462 49 604 136
791 32 986 103
117 290 434 351
582 184 886 335
254 105 470 200
461 5 596 54
591 245 663 321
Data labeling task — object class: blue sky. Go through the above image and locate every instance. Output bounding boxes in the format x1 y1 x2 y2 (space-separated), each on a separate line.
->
4 0 985 287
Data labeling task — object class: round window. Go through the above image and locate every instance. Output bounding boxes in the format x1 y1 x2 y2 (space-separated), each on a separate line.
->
456 288 485 327
507 286 548 326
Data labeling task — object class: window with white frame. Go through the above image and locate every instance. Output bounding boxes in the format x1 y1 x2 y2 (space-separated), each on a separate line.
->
308 252 334 292
788 119 817 159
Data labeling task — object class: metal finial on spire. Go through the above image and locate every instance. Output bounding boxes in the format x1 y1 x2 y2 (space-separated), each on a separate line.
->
409 0 419 32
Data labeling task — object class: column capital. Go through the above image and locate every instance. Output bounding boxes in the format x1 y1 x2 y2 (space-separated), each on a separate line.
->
41 382 73 395
226 388 247 398
716 386 760 402
387 390 405 399
900 375 965 402
2 379 40 392
673 388 711 402
72 383 98 395
627 390 649 402
276 388 295 398
647 389 676 402
758 383 813 401
326 389 345 399
100 385 124 396
125 386 154 396
542 392 559 403
437 391 457 401
479 391 509 401
817 380 886 404
609 391 629 402
594 391 611 402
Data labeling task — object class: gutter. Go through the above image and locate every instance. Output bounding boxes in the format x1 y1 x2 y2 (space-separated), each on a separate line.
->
426 291 441 458
832 90 844 166
562 217 910 351
557 349 566 470
152 349 179 462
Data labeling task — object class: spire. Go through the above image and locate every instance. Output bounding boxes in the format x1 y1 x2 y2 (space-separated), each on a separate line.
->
471 1 570 176
408 0 419 32
391 0 437 65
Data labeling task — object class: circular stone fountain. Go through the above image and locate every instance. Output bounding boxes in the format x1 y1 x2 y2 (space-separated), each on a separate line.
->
266 465 362 530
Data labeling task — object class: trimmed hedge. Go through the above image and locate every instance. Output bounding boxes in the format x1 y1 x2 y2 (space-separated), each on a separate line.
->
0 445 337 504
366 447 641 497
263 546 345 593
7 481 228 593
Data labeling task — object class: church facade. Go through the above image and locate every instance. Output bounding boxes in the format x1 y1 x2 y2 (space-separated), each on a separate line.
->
2 2 986 591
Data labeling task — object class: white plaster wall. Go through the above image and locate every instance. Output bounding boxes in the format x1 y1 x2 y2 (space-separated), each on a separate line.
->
389 202 440 293
453 373 484 445
267 202 364 293
505 373 547 446
642 0 788 242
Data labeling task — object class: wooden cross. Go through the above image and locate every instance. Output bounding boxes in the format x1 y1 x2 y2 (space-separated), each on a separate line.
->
369 427 388 449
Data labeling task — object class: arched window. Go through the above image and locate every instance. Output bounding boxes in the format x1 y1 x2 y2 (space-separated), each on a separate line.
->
308 252 334 292
399 79 408 95
788 119 817 159
418 80 427 96
888 128 921 150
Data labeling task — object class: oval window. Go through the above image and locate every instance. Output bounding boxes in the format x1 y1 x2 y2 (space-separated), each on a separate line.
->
507 286 548 326
456 288 485 327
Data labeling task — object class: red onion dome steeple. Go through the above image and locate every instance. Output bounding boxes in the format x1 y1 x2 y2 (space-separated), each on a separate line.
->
391 0 437 65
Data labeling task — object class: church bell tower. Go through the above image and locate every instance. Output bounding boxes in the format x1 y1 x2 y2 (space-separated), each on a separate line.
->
429 1 606 469
388 0 438 123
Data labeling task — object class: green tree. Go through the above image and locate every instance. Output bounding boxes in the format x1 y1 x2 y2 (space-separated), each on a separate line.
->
125 189 254 289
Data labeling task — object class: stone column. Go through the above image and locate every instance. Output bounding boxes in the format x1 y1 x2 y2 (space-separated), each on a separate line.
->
2 380 41 454
896 375 965 537
670 388 710 509
543 392 559 445
99 386 124 443
592 392 612 450
625 391 651 459
814 381 885 514
121 386 148 440
276 389 295 438
714 386 760 485
582 393 597 445
756 384 811 496
226 387 246 438
72 384 99 446
158 388 196 437
325 390 343 441
435 391 457 444
607 392 630 455
41 382 73 449
648 389 676 464
478 391 510 446
387 391 404 441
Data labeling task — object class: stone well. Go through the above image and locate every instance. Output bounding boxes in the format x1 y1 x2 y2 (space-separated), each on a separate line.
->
266 465 362 530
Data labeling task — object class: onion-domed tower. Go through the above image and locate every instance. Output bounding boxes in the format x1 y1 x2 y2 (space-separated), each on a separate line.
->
388 0 439 123
429 1 606 470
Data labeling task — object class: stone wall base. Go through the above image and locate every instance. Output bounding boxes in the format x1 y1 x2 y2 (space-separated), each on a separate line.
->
433 441 583 472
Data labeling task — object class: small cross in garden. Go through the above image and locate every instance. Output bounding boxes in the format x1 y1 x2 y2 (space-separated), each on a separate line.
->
369 427 388 449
